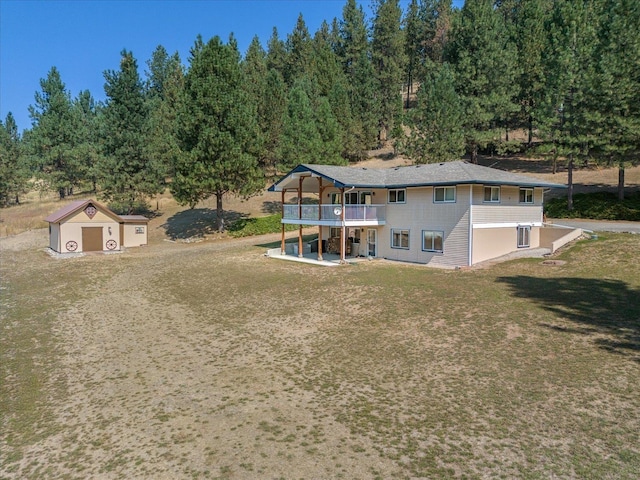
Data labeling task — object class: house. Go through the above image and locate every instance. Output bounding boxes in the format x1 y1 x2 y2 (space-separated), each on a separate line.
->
267 161 581 267
45 199 149 253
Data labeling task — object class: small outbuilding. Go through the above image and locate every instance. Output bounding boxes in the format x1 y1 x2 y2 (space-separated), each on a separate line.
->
45 199 149 253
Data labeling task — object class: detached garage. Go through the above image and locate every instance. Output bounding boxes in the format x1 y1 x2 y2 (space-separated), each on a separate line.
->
45 199 149 253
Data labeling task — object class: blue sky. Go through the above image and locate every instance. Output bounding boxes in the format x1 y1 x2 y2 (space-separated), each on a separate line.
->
1 0 462 133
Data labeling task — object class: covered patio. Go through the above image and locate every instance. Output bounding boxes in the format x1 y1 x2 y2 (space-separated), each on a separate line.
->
268 164 386 264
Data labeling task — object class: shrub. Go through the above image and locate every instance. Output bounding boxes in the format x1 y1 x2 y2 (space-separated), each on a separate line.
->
544 191 640 221
228 214 299 238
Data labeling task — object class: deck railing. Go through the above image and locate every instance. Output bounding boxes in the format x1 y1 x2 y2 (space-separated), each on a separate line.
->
283 204 386 223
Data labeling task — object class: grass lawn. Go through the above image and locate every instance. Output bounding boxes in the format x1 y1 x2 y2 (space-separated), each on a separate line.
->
1 232 639 479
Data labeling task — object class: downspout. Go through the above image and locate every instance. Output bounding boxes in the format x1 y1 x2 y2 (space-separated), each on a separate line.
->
468 185 473 266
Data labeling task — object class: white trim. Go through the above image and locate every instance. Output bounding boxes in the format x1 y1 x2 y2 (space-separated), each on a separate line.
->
473 222 542 229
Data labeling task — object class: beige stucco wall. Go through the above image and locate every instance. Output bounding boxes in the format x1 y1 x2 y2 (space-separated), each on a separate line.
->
56 209 121 253
123 223 148 247
472 226 541 264
540 225 582 253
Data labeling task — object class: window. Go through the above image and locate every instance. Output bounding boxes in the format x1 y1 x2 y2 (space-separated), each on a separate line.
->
517 226 530 248
345 191 358 204
391 229 410 249
360 191 373 204
135 226 145 234
519 188 534 204
330 192 341 204
484 186 500 203
330 227 341 238
422 230 444 252
388 189 406 203
434 186 456 203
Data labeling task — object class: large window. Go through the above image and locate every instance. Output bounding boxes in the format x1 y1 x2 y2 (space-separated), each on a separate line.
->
434 186 456 203
519 188 534 204
388 189 406 203
422 230 444 252
517 226 531 248
484 186 500 203
391 228 410 249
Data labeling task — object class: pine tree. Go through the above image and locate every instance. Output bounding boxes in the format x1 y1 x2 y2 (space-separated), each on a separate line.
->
72 90 101 193
315 97 345 165
101 50 164 213
512 0 553 145
0 113 29 206
339 0 379 155
406 64 464 163
311 21 344 97
266 27 288 76
145 47 184 186
404 0 421 109
278 78 324 171
446 0 520 163
174 36 263 231
242 37 270 173
372 0 407 140
538 0 600 208
262 69 288 176
284 14 313 85
589 0 640 200
27 67 82 198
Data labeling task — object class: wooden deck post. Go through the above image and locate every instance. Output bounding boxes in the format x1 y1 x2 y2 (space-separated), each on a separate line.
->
298 177 303 258
317 177 323 261
281 190 286 255
340 188 346 263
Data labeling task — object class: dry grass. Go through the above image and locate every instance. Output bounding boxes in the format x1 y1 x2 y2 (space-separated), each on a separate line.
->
1 225 639 478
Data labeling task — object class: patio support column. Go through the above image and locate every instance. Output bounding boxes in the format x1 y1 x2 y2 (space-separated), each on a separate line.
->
340 188 346 263
281 190 286 255
317 177 323 261
298 177 303 258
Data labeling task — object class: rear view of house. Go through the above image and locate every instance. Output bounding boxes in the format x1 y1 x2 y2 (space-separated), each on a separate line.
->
268 161 581 267
45 199 148 253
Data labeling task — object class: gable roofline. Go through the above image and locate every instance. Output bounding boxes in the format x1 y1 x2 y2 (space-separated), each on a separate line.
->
268 161 566 192
44 199 127 224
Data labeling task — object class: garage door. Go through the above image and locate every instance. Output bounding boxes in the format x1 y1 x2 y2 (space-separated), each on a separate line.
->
82 227 103 252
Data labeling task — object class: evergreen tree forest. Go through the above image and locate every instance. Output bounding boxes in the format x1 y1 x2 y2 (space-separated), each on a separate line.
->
1 0 638 212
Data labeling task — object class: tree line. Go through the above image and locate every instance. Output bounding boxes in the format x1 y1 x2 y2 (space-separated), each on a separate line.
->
1 0 638 222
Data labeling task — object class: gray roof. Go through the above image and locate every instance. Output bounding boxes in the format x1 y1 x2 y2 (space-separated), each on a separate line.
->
269 161 565 192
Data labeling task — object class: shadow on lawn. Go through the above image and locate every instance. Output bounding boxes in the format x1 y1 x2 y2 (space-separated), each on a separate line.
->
162 208 246 240
497 276 640 362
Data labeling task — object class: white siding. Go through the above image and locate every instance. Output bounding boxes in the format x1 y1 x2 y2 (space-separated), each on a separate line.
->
378 186 470 267
472 205 543 225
